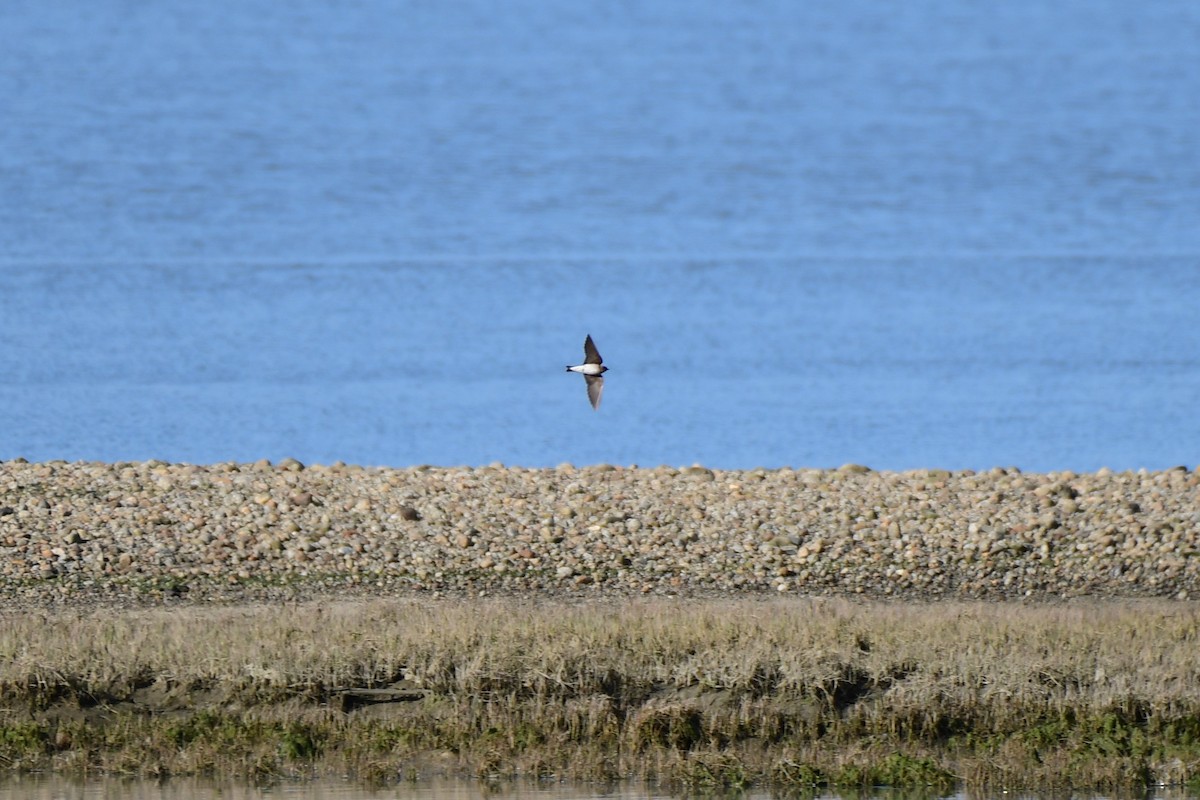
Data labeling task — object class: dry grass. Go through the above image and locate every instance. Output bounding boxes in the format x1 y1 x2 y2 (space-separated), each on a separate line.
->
2 596 1200 791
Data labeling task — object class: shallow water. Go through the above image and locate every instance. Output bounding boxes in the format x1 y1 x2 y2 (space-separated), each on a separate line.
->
0 776 769 800
0 777 1185 800
0 776 666 800
2 1 1198 471
2 778 1198 800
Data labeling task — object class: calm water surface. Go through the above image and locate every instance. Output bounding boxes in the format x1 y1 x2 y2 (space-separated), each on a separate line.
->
3 778 1197 800
0 776 675 800
2 1 1198 471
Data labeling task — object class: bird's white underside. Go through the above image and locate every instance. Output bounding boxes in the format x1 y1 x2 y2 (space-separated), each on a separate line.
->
568 364 605 376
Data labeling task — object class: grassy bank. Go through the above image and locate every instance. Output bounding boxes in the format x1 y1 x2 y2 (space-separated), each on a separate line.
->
2 597 1199 792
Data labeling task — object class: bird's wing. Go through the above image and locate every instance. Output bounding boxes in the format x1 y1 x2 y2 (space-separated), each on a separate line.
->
583 334 603 365
585 375 604 410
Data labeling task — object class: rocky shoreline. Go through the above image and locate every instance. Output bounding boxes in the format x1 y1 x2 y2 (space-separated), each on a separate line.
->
1 459 1197 606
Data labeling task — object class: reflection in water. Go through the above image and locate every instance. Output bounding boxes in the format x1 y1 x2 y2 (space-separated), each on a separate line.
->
0 778 1197 800
0 776 689 800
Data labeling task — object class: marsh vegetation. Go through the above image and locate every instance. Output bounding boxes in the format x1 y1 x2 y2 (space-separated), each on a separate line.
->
1 597 1199 792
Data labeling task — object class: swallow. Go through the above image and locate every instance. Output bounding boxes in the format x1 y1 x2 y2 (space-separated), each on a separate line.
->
565 334 608 410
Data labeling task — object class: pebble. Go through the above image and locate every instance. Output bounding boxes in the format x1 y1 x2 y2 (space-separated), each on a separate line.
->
0 460 1197 606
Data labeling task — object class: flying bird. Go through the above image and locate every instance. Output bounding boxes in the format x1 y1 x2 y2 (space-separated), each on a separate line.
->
565 334 608 410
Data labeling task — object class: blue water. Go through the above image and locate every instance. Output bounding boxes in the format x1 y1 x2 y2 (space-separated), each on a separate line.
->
2 1 1199 472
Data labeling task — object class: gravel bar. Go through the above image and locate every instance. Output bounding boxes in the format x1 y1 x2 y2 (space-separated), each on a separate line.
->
1 459 1197 606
